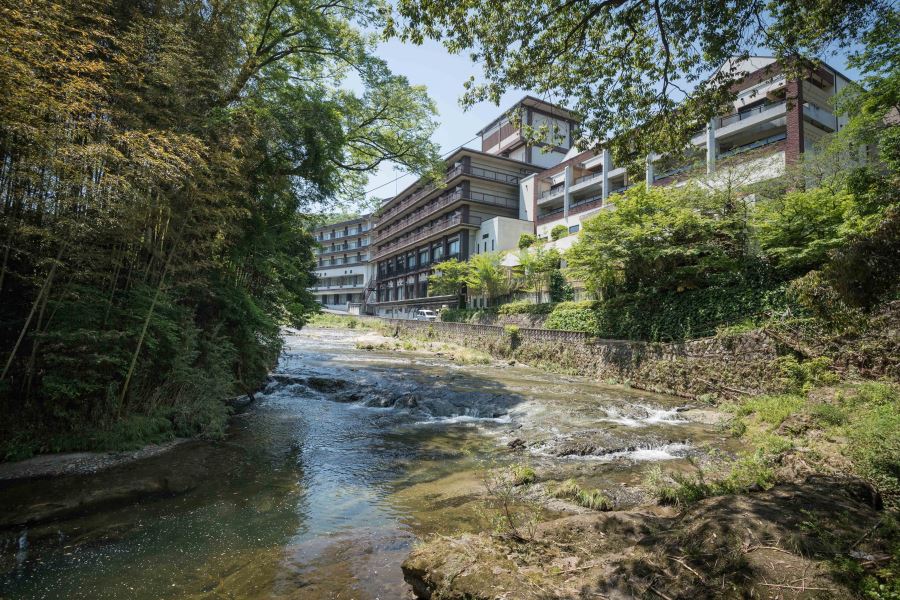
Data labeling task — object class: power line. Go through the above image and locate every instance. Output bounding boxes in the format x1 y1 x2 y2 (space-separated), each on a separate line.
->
363 135 481 196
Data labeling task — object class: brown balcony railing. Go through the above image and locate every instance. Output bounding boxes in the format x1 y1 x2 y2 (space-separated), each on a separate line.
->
371 214 481 260
374 164 520 226
374 189 517 243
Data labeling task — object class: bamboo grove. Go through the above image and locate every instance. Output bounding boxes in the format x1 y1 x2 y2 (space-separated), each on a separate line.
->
0 0 440 457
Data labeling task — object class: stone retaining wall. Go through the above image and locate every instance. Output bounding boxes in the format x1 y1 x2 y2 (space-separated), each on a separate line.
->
383 319 786 399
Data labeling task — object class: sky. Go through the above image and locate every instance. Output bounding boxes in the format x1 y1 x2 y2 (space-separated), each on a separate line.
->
358 36 864 207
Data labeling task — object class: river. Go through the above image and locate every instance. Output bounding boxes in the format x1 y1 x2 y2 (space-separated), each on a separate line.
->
0 327 734 599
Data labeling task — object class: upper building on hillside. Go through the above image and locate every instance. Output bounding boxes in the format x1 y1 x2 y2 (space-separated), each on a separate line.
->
525 56 854 239
477 96 580 167
310 215 374 313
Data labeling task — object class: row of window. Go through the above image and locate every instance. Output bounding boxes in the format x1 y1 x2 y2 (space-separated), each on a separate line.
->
377 282 429 303
377 237 460 277
315 275 364 288
318 253 366 267
316 225 370 241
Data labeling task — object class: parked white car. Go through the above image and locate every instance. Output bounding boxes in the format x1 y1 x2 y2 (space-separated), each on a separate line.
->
414 309 438 321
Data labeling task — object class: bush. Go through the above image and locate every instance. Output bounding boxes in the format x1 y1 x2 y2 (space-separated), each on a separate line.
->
518 233 537 250
775 356 840 394
847 403 900 499
550 224 568 240
497 300 554 315
810 402 846 426
587 272 786 341
512 464 536 485
788 271 863 332
645 452 776 506
544 308 600 334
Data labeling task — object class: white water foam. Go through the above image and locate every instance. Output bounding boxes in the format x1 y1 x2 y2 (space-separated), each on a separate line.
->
581 442 691 462
416 413 513 426
600 404 687 427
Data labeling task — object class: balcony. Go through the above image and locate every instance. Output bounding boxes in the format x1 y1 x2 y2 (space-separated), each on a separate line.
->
569 194 604 215
375 163 520 226
536 206 564 224
316 241 370 256
719 101 785 128
573 171 602 186
719 132 786 159
311 282 366 291
803 102 837 132
315 227 368 242
317 260 366 269
372 214 481 260
374 189 517 243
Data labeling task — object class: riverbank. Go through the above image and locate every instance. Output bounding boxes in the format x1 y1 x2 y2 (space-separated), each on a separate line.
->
354 318 899 598
0 438 191 481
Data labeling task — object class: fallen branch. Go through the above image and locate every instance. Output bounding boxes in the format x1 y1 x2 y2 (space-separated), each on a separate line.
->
760 582 834 591
744 544 795 556
669 556 706 583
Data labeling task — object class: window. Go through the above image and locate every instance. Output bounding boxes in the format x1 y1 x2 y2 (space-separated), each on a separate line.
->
433 244 444 261
569 224 580 234
491 240 495 251
448 238 460 256
482 233 489 239
407 252 416 269
419 248 429 266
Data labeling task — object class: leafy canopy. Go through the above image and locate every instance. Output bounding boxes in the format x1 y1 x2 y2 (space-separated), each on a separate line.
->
388 0 886 163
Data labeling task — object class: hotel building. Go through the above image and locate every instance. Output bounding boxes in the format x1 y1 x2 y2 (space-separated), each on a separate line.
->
310 215 375 313
369 98 578 317
526 56 854 239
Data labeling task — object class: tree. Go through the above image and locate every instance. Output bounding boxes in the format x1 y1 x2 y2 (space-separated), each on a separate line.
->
518 245 561 303
466 252 509 306
429 258 469 304
566 184 747 297
388 0 885 162
0 0 441 455
751 188 856 275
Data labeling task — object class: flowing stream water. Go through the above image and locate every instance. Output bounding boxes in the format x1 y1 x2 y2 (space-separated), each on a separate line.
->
0 327 736 599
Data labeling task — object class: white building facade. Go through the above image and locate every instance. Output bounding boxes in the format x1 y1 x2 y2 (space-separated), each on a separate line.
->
310 215 375 313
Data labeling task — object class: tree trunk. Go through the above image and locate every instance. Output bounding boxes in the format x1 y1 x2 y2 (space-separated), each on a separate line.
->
1 243 66 382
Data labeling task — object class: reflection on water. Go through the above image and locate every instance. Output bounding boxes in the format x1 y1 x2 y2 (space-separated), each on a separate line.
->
0 328 731 599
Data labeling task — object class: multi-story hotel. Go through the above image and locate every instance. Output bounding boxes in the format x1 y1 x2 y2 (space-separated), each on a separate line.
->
526 56 853 239
313 57 853 317
310 215 375 313
369 98 578 317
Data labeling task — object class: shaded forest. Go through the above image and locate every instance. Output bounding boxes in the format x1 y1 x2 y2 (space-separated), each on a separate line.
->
0 0 439 458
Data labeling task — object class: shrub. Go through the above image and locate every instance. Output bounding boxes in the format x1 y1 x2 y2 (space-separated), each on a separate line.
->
788 270 863 332
497 300 554 315
775 356 840 393
645 453 776 506
550 224 568 240
553 300 599 310
544 307 600 334
518 233 538 250
512 464 536 485
810 402 846 426
847 403 900 499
